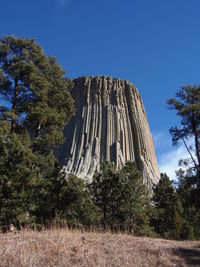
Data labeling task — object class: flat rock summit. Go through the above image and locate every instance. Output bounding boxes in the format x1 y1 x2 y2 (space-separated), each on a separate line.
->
56 76 160 188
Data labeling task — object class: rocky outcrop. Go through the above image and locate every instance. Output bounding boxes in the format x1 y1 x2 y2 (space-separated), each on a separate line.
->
56 76 160 189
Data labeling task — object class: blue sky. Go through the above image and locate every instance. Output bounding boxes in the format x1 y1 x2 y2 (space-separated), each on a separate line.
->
1 0 200 178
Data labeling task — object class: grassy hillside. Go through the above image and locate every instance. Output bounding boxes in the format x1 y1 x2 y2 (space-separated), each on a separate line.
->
0 229 199 266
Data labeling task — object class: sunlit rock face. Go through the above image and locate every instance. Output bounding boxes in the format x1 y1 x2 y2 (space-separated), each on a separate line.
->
56 76 160 189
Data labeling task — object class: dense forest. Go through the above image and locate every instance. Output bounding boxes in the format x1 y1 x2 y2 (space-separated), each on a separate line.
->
0 36 199 240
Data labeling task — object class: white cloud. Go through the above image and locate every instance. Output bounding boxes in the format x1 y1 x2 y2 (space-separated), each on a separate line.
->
153 131 166 145
153 130 171 149
153 130 194 180
158 145 189 179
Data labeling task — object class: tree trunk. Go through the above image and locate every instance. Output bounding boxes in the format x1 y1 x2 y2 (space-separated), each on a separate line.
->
191 113 200 171
10 78 18 134
182 137 198 170
194 127 200 167
36 121 41 138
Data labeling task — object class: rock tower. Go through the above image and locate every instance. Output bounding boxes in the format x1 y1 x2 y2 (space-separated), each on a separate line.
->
56 76 160 188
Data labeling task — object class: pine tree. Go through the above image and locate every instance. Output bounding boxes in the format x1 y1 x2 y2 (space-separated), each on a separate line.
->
176 169 199 239
0 36 74 151
152 173 184 239
0 124 38 228
167 85 200 239
118 162 152 235
90 161 116 230
167 85 200 176
52 174 100 229
90 161 152 234
0 36 74 228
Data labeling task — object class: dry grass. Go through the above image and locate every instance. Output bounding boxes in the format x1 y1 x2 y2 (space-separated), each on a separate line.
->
0 229 199 267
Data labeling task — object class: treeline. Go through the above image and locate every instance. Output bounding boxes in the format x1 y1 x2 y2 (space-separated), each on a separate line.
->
0 156 199 240
0 36 200 239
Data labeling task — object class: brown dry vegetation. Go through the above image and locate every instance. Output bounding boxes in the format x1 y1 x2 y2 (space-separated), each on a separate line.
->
0 229 200 267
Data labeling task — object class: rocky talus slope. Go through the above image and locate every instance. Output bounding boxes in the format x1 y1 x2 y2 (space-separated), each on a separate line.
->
56 76 160 188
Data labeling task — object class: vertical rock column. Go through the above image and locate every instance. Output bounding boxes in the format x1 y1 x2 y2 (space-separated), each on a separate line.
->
55 76 160 188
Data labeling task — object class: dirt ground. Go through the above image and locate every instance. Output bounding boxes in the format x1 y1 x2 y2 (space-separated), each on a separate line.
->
0 229 199 267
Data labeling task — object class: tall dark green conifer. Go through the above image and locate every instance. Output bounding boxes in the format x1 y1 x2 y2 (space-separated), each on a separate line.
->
0 36 74 149
0 125 38 227
152 173 184 239
167 85 200 239
176 169 200 239
90 161 116 229
118 162 152 235
0 36 74 227
90 161 152 233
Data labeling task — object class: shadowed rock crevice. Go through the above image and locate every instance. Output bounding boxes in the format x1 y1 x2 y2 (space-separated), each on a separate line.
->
56 76 160 189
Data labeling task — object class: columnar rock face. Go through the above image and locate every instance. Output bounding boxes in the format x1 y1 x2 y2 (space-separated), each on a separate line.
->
56 76 160 188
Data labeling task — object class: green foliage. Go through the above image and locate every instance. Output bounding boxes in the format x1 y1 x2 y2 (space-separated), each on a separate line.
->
167 85 200 240
0 36 74 228
0 35 74 148
90 161 152 234
176 169 200 239
167 85 200 175
49 173 101 229
152 173 184 239
118 162 153 235
0 125 38 227
90 161 116 229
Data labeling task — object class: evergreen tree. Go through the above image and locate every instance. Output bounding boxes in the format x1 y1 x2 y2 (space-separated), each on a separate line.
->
0 36 74 228
176 169 200 239
118 162 152 235
90 161 116 230
167 85 200 176
0 124 38 227
53 174 100 229
152 173 184 239
167 85 200 239
0 35 74 150
90 161 152 234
